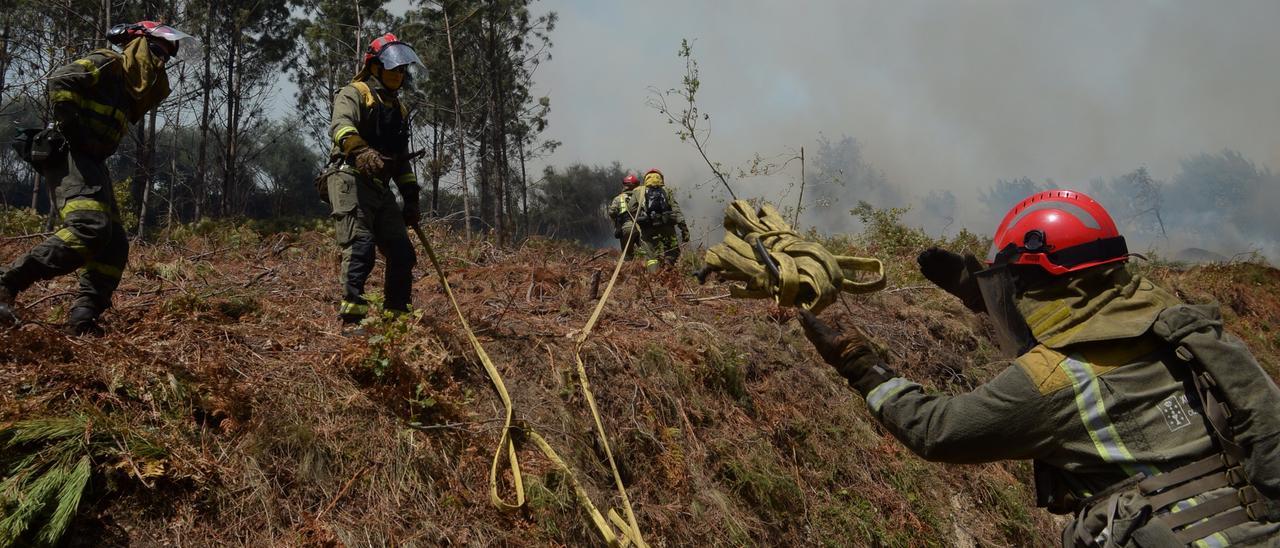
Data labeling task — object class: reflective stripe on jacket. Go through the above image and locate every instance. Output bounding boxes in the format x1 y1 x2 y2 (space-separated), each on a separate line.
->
48 50 136 160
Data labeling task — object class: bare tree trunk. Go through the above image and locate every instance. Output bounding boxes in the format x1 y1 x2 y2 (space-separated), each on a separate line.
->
138 107 158 238
518 136 528 237
194 1 213 221
430 104 441 215
486 12 504 243
443 8 470 241
222 31 240 217
30 173 40 210
794 146 805 228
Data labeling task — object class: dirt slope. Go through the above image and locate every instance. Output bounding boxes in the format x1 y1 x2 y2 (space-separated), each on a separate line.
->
1 222 1277 547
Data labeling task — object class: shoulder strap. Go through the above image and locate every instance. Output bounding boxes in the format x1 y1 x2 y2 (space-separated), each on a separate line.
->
351 81 378 108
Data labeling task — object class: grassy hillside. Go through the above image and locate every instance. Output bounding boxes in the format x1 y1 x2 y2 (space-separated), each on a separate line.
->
1 215 1277 547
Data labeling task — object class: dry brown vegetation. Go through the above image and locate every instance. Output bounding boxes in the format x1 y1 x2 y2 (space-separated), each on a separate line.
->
1 220 1277 547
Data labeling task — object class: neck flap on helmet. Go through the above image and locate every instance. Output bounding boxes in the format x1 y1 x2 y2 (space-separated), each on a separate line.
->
975 248 1038 358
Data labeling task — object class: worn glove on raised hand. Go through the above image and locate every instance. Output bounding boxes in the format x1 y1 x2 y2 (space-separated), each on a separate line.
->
916 247 986 313
353 147 388 177
798 309 895 394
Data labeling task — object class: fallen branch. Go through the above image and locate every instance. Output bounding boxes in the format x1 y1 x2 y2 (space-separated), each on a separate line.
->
887 285 941 294
22 291 77 309
680 292 732 303
1 231 53 241
186 247 227 261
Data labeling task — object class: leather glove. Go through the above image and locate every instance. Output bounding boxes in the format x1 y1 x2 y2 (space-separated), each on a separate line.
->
798 309 896 394
916 247 986 313
680 225 691 243
399 184 421 226
353 146 388 177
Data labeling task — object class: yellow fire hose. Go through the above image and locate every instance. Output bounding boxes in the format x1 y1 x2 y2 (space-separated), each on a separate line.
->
411 224 647 547
700 200 886 313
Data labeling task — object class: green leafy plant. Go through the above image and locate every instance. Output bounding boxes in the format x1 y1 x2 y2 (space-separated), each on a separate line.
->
0 415 166 546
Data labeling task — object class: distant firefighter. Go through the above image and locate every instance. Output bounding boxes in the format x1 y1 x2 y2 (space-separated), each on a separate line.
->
0 21 191 335
624 169 689 271
801 190 1280 546
607 172 641 257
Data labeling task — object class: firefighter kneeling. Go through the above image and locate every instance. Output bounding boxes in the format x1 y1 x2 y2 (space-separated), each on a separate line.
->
800 190 1280 547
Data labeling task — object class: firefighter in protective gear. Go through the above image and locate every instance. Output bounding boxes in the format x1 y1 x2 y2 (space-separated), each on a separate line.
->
0 21 189 335
325 33 423 326
624 169 689 271
801 190 1280 547
607 173 641 256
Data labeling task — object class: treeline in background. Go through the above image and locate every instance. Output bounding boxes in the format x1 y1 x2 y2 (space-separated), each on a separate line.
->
0 0 563 243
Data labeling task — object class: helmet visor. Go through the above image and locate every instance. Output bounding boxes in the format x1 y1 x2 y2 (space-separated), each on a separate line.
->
975 264 1036 357
377 42 422 71
147 24 193 43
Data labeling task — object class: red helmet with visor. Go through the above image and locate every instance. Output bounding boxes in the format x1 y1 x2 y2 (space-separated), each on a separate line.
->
985 189 1128 275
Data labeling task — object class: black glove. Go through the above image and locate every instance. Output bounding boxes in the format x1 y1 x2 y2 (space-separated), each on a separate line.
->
399 184 421 226
402 200 420 226
798 309 895 394
916 247 986 313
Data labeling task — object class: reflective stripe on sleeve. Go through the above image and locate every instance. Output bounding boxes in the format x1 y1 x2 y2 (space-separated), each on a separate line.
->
61 199 109 217
49 91 127 128
73 58 101 85
1059 356 1159 478
395 173 417 185
866 377 917 413
334 125 359 145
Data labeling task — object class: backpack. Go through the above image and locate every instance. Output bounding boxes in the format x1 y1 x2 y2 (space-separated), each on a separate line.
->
1061 304 1280 546
638 186 672 226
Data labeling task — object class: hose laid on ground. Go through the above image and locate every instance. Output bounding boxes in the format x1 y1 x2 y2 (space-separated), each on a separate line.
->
700 201 886 313
411 225 647 547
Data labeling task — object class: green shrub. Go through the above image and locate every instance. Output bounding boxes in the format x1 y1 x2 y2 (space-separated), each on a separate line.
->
0 206 46 234
0 415 166 546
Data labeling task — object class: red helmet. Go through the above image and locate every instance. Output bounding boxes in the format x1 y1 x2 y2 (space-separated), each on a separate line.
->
106 21 191 57
985 189 1128 275
622 174 640 188
364 33 422 70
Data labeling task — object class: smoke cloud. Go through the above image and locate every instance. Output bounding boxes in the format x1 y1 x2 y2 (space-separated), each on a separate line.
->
528 0 1280 259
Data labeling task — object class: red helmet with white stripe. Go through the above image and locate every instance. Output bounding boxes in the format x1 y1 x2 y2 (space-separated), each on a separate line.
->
985 189 1128 275
622 174 640 188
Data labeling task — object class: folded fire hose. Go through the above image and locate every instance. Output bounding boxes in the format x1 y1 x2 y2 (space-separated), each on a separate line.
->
700 201 886 313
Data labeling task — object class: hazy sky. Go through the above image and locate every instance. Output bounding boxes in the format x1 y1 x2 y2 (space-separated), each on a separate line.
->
513 0 1280 238
349 1 1280 251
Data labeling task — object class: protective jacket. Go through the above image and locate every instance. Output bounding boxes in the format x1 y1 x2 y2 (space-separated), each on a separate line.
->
624 184 687 269
845 266 1280 546
0 42 165 321
330 77 417 190
50 47 155 161
325 76 418 320
608 190 636 254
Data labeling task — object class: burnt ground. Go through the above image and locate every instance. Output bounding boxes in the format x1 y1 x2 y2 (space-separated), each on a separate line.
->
2 222 1277 547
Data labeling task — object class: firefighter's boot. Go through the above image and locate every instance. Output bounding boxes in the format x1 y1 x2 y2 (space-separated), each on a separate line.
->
0 285 18 328
67 306 104 337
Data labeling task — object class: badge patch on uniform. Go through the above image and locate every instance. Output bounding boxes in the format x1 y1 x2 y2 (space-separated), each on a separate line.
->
1160 394 1194 432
